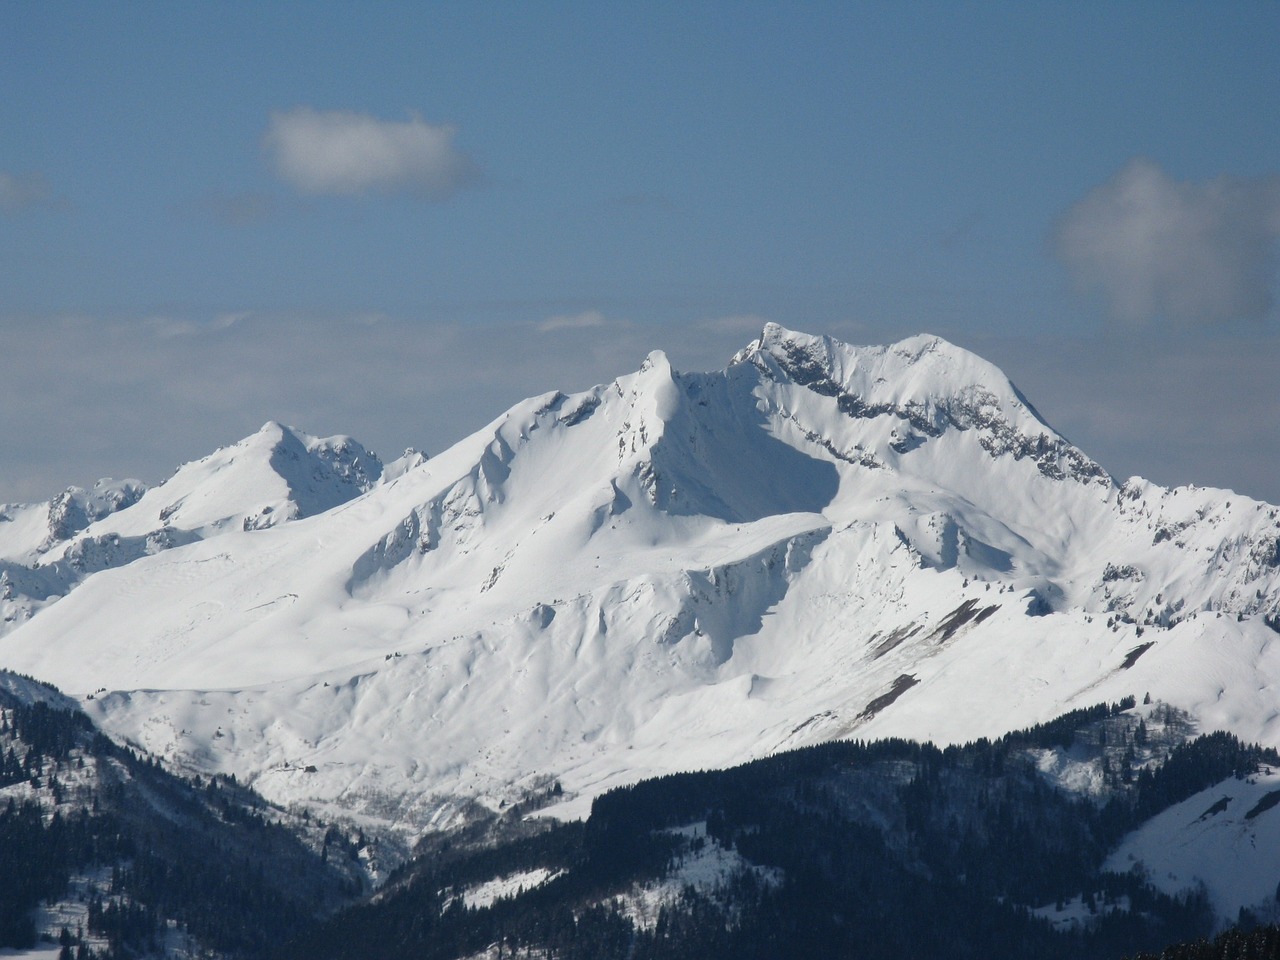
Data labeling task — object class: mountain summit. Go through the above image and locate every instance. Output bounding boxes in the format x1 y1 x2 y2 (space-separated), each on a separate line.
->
1 327 1277 839
0 422 390 632
742 324 1108 484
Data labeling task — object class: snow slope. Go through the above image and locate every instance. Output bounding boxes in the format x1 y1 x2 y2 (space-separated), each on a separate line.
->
1 325 1278 842
0 423 390 633
1108 766 1280 926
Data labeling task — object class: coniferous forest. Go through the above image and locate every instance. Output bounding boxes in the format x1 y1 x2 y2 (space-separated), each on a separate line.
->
0 681 361 958
274 701 1277 960
6 675 1280 960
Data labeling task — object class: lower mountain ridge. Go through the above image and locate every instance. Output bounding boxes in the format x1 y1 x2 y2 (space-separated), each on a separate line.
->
2 326 1280 951
7 670 1280 959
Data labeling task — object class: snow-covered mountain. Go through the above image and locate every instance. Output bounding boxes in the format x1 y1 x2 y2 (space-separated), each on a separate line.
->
1 324 1277 851
0 422 399 631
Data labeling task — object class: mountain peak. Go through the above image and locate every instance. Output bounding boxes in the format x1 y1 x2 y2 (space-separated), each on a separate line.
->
742 324 1003 396
744 321 949 356
730 325 1110 487
0 423 386 619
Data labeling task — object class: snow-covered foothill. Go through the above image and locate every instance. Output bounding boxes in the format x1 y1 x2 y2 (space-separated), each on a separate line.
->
1107 766 1280 927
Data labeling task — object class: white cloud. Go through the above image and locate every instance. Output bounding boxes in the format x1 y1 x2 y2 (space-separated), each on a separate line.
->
212 311 249 330
0 171 51 214
537 309 614 332
1053 158 1280 324
263 108 478 197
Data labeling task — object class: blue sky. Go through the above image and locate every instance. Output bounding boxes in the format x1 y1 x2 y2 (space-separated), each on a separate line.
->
2 2 1278 502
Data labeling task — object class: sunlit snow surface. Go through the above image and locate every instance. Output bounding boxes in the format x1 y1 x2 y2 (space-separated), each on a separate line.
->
455 868 566 911
1107 767 1280 926
2 326 1278 861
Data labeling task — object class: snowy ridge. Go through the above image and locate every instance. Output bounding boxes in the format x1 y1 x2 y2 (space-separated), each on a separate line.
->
740 323 1110 485
40 420 385 545
0 478 146 563
0 326 1277 849
0 422 388 633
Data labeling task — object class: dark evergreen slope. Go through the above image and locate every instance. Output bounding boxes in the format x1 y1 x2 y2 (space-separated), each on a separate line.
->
1125 924 1280 959
0 673 363 959
274 700 1276 960
9 676 1277 960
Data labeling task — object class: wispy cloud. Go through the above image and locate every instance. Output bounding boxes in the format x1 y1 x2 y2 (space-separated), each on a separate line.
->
0 311 751 502
1053 158 1280 324
694 314 772 336
263 108 478 198
537 309 616 332
2 312 1278 506
0 171 52 214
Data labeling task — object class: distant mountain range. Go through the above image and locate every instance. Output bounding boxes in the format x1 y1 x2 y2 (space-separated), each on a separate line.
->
3 325 1279 949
